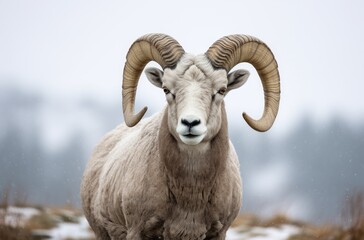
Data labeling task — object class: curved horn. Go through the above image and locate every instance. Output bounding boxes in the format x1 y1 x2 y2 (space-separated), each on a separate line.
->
122 34 185 127
206 35 280 132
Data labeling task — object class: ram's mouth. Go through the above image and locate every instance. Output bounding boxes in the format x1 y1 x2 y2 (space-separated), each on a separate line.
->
183 133 199 138
179 132 205 145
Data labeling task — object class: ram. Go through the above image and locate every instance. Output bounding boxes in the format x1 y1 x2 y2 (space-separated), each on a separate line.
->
81 34 280 240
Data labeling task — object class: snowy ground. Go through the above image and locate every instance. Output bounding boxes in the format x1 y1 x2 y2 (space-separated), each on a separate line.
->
1 206 95 239
1 206 302 240
226 225 301 240
2 206 41 227
32 216 94 239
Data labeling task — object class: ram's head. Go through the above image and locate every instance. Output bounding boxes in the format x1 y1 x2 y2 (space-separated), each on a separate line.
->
122 34 280 145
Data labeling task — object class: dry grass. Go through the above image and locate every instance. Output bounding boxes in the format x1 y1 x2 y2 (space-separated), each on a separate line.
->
0 186 97 239
233 192 364 240
293 192 364 240
25 212 57 230
48 206 82 223
232 213 306 229
0 188 32 240
1 186 363 239
0 187 10 209
232 214 364 240
340 192 364 238
0 224 32 240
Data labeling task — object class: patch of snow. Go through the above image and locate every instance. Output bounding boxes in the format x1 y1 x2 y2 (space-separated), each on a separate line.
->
227 227 246 240
1 207 302 240
2 206 40 227
46 216 94 240
227 224 301 240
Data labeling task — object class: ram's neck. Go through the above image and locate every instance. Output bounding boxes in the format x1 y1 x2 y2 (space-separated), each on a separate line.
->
158 107 229 210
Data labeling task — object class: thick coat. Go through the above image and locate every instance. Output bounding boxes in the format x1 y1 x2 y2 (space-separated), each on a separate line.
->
81 107 242 240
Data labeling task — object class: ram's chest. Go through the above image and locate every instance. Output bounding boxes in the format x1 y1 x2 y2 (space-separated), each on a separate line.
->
119 181 228 239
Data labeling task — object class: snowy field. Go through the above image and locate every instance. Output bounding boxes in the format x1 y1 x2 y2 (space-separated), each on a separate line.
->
226 225 301 240
2 205 363 239
0 206 94 239
0 206 304 240
32 216 93 239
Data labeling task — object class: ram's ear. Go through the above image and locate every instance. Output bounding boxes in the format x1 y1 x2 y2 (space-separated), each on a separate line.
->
145 67 164 88
227 69 249 92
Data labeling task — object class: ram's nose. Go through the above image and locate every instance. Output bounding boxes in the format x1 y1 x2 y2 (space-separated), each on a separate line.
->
176 115 207 145
181 116 201 129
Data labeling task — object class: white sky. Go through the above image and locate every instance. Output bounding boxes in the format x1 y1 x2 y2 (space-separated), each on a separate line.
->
1 0 363 136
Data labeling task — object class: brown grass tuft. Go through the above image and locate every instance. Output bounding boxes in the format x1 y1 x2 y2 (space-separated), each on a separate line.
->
231 213 260 227
340 192 364 239
233 192 364 240
25 212 57 230
261 213 306 228
288 192 364 240
0 187 10 209
0 224 32 240
0 187 32 240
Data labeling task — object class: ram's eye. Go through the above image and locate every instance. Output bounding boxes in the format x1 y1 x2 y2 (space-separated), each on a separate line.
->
218 87 227 95
163 88 170 94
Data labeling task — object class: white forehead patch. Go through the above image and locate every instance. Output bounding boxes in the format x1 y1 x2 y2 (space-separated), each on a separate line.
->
175 54 214 76
163 53 227 86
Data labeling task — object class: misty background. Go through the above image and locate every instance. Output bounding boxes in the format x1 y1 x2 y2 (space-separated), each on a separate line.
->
1 0 363 224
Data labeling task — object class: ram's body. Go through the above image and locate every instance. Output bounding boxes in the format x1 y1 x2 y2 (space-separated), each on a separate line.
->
81 109 242 239
81 34 280 240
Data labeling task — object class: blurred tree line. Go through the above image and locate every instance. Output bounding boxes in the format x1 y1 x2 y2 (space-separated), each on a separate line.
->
0 84 363 223
0 86 85 205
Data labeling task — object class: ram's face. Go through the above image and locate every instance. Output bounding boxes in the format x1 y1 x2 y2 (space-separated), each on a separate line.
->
145 54 249 146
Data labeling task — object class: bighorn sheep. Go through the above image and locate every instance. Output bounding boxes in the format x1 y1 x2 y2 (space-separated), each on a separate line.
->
81 34 280 240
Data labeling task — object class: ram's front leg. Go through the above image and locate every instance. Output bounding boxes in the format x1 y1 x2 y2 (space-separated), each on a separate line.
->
111 235 127 240
205 225 229 240
103 222 127 240
207 234 227 240
120 221 150 240
108 226 138 240
125 230 142 240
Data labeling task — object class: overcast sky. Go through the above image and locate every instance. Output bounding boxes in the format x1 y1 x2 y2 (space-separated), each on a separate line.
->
1 0 363 136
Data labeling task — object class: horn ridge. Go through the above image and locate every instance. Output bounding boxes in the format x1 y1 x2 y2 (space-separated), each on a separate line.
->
206 34 280 132
122 34 185 127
